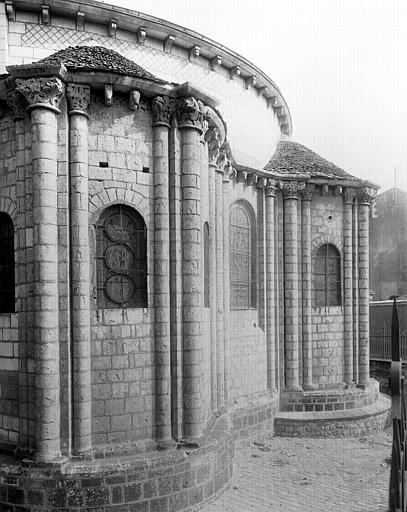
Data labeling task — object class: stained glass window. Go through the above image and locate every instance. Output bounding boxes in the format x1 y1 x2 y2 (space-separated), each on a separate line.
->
96 205 147 309
230 203 256 309
0 213 14 313
314 244 341 307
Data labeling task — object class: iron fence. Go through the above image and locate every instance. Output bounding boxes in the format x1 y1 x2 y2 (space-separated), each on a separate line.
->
390 298 407 511
370 328 407 361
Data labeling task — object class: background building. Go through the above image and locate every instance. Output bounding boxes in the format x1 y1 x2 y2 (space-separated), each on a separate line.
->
370 187 407 301
0 1 389 510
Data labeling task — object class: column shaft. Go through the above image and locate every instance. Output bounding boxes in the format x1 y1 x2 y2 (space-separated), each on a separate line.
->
31 107 61 462
358 200 370 385
215 169 225 410
343 190 355 385
222 172 231 406
69 112 92 455
153 124 172 443
208 162 217 412
301 192 313 389
352 201 359 383
282 184 302 390
180 128 203 438
265 184 276 390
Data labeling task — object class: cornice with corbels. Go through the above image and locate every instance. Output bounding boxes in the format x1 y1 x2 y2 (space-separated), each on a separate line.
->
4 0 292 136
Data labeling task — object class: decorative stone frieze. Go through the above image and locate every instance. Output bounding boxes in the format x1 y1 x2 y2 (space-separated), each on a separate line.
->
6 89 26 121
151 95 173 127
344 187 357 204
279 180 305 199
66 83 90 116
176 96 207 133
205 126 221 166
301 184 314 201
15 76 64 112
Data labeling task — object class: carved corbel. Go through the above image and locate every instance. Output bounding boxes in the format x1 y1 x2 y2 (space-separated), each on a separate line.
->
5 0 15 21
163 35 175 53
210 55 222 71
129 89 141 111
189 45 200 61
66 83 90 117
15 76 64 113
245 75 257 89
76 11 85 31
333 185 342 196
267 96 278 108
236 170 247 183
258 86 269 97
137 28 147 45
108 19 117 38
246 173 257 186
104 84 113 106
229 65 241 79
321 184 329 196
41 5 50 24
275 106 285 117
257 177 267 189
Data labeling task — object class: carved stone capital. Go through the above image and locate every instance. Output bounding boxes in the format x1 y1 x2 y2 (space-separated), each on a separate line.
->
343 187 357 204
357 186 376 205
176 96 207 133
280 180 305 199
6 89 26 121
15 76 64 113
66 83 90 117
151 96 173 127
301 184 315 201
265 179 278 198
205 126 221 167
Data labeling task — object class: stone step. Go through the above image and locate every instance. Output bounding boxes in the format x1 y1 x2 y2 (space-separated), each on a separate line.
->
274 393 391 438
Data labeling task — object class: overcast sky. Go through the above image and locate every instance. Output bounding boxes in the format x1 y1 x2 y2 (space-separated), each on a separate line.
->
108 0 407 193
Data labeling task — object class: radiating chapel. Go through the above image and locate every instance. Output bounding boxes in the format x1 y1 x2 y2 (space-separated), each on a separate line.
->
0 0 390 510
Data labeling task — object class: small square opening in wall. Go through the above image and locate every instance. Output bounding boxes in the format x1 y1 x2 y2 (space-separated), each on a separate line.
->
99 161 109 168
142 167 150 173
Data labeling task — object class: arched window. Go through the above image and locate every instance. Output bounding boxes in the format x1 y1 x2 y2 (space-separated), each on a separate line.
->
204 222 210 308
230 202 256 309
0 213 15 313
96 205 147 309
314 244 341 307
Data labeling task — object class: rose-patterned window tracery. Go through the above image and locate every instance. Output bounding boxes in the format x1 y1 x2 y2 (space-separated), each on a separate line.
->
0 213 15 313
229 203 257 310
96 205 147 309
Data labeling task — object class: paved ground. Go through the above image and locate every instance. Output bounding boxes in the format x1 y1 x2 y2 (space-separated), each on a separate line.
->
204 428 392 512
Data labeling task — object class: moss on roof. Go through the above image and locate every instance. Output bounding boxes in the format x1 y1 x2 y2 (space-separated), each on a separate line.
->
38 45 167 83
264 140 361 182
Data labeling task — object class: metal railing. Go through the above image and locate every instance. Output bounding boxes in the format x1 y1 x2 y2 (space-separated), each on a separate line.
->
390 297 407 511
370 328 407 361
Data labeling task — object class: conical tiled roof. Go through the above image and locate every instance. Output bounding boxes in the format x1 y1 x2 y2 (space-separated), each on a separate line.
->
38 45 167 83
264 140 361 182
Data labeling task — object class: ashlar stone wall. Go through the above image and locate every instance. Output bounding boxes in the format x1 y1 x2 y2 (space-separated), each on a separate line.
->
87 93 156 449
311 193 344 386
